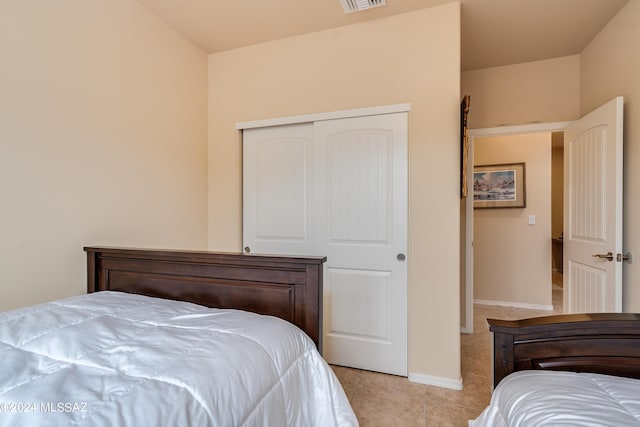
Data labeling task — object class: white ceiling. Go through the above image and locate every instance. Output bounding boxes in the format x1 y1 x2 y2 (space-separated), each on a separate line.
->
135 0 628 71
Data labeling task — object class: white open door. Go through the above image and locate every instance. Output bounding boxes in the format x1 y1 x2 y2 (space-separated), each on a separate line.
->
564 96 623 313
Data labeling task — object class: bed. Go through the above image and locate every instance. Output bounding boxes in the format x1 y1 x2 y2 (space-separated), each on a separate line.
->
0 247 358 427
470 313 640 426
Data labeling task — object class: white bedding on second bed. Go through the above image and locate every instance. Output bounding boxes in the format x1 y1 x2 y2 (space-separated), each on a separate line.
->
0 291 357 427
470 370 640 426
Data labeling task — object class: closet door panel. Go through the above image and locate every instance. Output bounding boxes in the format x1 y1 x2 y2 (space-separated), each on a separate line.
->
243 124 314 255
314 113 408 376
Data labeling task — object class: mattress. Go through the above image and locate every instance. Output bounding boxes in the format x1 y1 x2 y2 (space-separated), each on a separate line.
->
470 370 640 426
0 291 358 426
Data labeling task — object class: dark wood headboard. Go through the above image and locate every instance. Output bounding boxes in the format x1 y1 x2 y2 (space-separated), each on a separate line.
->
488 313 640 388
85 247 326 348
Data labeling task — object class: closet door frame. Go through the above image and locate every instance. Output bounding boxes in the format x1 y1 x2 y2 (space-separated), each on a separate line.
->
236 104 410 131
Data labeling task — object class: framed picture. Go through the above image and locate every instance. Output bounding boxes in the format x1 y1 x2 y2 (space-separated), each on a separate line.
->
473 162 526 208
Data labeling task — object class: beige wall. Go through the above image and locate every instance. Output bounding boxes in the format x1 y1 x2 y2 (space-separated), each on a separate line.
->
581 0 640 312
462 55 581 129
208 4 462 384
474 133 552 306
0 0 209 311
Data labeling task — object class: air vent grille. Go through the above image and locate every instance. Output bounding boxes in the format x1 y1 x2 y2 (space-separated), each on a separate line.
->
339 0 386 14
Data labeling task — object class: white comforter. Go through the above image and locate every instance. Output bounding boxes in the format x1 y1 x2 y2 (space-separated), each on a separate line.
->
0 291 358 427
470 370 640 426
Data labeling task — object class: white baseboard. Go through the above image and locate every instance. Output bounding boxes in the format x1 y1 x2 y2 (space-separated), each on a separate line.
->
408 372 463 390
474 299 553 311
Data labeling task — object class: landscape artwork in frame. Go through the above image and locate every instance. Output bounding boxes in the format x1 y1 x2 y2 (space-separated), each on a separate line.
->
473 162 526 208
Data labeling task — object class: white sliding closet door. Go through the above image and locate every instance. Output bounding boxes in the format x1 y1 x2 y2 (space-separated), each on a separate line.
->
315 113 407 376
243 123 314 255
243 112 407 376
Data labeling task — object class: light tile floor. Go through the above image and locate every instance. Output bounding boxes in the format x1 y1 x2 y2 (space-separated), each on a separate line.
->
331 285 563 426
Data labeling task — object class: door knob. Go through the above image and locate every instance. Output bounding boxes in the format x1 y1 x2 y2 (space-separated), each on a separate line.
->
397 253 406 262
244 246 251 254
592 251 614 261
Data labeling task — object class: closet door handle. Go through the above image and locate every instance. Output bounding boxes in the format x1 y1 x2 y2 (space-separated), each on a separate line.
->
397 253 406 262
244 246 251 254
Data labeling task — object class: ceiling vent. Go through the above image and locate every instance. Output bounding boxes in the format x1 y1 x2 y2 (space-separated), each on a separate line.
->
339 0 386 14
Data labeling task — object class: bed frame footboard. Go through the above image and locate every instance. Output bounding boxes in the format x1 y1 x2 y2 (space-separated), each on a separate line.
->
488 313 640 388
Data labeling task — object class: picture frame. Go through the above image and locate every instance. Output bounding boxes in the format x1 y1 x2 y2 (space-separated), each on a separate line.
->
473 162 526 208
